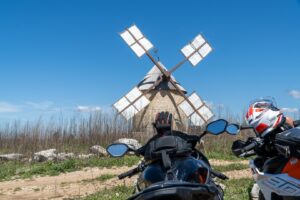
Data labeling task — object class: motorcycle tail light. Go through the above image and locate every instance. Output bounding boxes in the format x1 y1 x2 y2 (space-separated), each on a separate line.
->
197 167 208 184
198 174 206 184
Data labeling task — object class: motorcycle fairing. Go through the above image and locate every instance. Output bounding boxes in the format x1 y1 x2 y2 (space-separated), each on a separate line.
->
250 160 300 199
282 158 300 180
262 156 289 174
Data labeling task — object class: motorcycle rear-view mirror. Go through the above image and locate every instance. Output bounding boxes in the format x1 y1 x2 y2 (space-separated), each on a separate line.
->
226 124 240 135
106 143 129 157
206 119 228 135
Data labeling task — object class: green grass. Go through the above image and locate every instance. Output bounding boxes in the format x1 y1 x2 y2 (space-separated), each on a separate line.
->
84 185 134 200
81 151 253 200
212 163 249 172
0 149 253 200
96 174 115 182
221 178 254 200
0 150 246 181
206 151 242 161
0 156 140 181
82 174 115 183
83 178 254 200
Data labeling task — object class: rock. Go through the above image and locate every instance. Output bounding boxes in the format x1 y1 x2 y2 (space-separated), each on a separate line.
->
0 153 24 161
114 138 142 150
33 149 57 162
77 154 95 160
89 145 107 156
56 153 75 161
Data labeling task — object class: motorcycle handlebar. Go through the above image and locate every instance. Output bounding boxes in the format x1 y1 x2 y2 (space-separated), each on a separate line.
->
240 150 256 158
211 170 229 180
241 141 257 153
294 120 300 127
118 167 140 180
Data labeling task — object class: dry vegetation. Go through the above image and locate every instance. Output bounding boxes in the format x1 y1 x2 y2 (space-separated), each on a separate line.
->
0 108 255 156
0 108 260 200
1 108 297 199
0 112 132 155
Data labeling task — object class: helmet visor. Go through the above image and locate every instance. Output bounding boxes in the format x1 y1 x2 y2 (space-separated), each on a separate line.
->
249 97 277 110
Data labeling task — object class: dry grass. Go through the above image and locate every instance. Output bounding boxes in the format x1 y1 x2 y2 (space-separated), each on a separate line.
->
0 112 134 156
0 108 254 156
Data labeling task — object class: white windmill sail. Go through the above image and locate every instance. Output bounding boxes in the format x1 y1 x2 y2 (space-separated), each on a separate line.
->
179 92 214 126
181 34 212 67
113 87 150 120
120 25 154 58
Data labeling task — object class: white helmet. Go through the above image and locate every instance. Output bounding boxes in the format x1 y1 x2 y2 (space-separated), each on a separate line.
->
246 98 284 137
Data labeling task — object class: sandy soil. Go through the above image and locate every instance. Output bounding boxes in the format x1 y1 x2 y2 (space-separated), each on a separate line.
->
210 159 249 166
0 159 251 200
224 169 252 179
0 166 135 200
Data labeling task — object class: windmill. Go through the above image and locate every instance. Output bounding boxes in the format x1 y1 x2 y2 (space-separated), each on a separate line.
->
113 24 214 132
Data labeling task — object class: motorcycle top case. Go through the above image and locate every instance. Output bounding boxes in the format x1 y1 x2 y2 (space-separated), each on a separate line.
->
275 127 300 158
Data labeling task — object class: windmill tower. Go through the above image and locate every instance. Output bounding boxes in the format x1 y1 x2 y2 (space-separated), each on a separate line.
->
113 25 214 132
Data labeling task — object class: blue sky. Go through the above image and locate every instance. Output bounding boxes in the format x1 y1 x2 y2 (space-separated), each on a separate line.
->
0 0 300 122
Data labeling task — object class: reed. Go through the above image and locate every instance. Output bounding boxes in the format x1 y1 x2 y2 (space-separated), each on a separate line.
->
0 108 254 156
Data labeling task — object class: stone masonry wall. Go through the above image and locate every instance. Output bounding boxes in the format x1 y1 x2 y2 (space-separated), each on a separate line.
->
133 90 188 133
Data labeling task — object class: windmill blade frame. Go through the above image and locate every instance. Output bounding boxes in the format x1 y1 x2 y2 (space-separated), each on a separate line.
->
169 34 213 74
178 92 214 126
113 87 151 120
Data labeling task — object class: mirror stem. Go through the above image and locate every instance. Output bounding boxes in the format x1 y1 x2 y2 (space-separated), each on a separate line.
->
199 131 207 140
240 126 253 130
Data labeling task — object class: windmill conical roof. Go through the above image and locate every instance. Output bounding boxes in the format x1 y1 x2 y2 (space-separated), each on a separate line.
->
137 62 187 93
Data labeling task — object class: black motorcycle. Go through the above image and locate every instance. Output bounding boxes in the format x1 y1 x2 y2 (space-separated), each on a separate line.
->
106 119 239 200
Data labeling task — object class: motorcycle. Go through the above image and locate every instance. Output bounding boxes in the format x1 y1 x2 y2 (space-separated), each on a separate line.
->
231 120 300 200
106 119 239 200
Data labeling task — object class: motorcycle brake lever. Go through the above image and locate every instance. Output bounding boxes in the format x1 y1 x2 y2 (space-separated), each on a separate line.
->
240 150 255 158
211 170 229 180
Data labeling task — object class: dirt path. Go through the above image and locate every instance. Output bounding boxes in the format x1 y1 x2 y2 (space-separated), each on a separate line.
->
210 159 249 166
0 159 251 200
0 166 135 200
224 169 252 179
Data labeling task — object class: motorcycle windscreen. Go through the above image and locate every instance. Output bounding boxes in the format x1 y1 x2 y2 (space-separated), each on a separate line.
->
140 157 209 189
173 157 209 184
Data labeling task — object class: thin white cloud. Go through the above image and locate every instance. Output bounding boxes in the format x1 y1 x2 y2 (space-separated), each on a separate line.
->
289 90 300 99
204 100 224 109
0 101 62 114
0 101 101 115
76 105 101 113
0 102 21 113
281 107 300 113
25 101 55 111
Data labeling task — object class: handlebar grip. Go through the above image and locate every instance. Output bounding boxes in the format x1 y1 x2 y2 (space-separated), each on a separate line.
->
294 120 300 127
240 150 256 158
118 167 139 180
242 141 257 153
211 170 229 180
